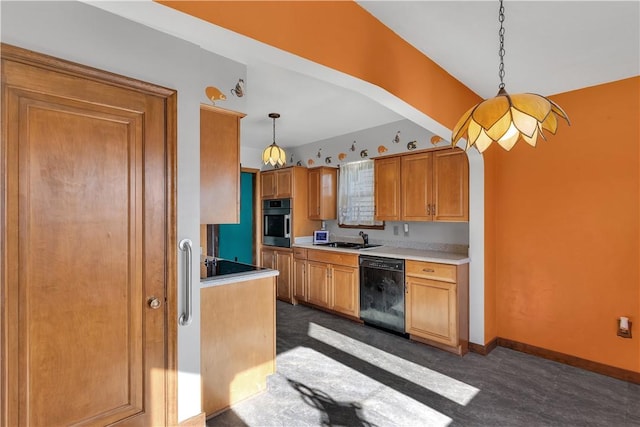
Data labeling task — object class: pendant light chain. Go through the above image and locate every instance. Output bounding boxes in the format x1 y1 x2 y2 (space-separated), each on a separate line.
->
498 0 506 90
272 115 276 143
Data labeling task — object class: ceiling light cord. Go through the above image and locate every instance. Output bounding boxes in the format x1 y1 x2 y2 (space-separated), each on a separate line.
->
498 0 506 90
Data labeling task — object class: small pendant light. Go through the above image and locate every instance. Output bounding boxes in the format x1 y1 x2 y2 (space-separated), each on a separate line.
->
262 113 286 167
451 0 570 153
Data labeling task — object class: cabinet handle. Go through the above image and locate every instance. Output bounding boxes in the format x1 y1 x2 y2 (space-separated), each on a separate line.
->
423 268 435 273
432 204 436 215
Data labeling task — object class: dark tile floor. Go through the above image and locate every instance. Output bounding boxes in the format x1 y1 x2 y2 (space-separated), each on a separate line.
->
208 302 640 427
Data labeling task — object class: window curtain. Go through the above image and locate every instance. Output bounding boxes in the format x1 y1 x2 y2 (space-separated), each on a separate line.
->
338 160 383 226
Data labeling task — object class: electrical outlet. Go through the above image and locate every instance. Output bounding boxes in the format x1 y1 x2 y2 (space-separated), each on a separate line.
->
617 318 632 338
393 225 399 236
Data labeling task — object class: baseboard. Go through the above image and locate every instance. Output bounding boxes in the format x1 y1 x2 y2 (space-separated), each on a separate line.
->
469 337 498 356
178 412 206 427
497 338 640 385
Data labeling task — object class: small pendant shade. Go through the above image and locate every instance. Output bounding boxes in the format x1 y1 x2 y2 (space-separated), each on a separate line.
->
262 113 286 167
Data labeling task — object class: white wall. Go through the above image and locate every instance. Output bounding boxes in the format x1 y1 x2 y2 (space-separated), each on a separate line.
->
1 1 246 421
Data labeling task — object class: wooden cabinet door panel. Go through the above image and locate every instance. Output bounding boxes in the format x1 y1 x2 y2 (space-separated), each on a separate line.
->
293 258 307 301
275 169 292 198
374 157 401 220
433 150 469 221
2 47 173 426
307 261 331 308
406 277 457 346
308 168 321 218
200 106 243 224
261 172 277 199
331 265 359 317
401 152 433 221
276 251 293 301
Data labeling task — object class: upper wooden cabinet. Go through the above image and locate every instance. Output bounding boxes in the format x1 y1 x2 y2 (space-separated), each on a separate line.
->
375 147 469 222
200 105 245 224
308 167 337 220
261 168 293 199
374 157 401 221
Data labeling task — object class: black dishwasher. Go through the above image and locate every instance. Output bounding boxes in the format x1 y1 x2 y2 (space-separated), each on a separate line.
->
359 255 406 335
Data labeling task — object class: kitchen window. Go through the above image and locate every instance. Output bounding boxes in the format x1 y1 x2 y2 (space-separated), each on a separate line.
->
338 160 383 228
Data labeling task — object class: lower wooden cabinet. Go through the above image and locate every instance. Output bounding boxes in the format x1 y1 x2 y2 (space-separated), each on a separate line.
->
261 247 293 303
303 249 359 318
293 248 307 303
405 260 469 355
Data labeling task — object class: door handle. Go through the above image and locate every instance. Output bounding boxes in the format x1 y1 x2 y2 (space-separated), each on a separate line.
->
179 238 193 326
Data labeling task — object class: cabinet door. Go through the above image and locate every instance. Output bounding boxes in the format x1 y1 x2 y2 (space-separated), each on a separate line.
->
261 172 277 199
275 251 293 301
374 157 401 221
201 106 243 224
331 265 359 317
275 169 292 198
293 258 307 302
307 261 331 308
308 168 321 219
433 149 469 222
401 152 433 221
406 276 457 346
260 248 275 269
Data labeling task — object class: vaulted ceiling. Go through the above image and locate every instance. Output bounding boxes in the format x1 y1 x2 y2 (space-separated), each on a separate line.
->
87 1 639 150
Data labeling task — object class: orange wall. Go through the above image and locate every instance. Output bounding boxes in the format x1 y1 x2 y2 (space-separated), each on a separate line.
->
491 77 639 371
157 0 480 130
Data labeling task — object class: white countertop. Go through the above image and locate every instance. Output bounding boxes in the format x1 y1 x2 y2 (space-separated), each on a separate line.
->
293 243 470 265
200 269 279 288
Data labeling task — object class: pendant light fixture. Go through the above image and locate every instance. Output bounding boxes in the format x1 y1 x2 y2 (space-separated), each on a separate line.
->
262 113 286 167
451 0 570 153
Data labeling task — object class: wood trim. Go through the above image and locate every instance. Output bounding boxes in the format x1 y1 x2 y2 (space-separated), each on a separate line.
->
178 412 206 427
199 102 246 118
469 337 498 356
497 338 640 384
0 43 175 97
372 145 463 160
165 91 179 426
241 167 260 174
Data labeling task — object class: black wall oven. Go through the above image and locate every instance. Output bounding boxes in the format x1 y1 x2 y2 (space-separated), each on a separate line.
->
262 198 291 248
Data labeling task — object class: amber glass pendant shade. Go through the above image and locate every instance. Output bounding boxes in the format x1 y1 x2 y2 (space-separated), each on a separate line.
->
452 88 570 153
451 0 569 153
262 112 286 167
262 142 286 167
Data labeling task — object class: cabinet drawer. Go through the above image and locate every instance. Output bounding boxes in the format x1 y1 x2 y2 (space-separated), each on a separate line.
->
293 247 307 259
308 250 358 267
406 260 456 283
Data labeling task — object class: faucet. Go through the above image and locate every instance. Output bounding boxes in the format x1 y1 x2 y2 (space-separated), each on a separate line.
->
359 231 369 245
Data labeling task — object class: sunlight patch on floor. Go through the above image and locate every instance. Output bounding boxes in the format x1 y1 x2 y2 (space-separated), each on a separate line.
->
276 346 453 426
308 322 479 406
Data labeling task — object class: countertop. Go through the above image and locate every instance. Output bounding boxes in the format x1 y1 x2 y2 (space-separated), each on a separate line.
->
293 243 470 265
200 268 279 288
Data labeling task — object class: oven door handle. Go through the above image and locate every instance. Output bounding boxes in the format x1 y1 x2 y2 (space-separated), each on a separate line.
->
284 214 291 238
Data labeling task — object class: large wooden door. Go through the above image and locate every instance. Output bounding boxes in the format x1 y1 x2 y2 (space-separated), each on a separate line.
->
1 45 176 426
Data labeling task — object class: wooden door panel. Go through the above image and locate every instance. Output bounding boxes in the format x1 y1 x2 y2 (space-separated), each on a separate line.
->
19 99 144 426
401 152 432 220
331 266 358 317
2 45 175 427
433 150 469 221
374 157 400 220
